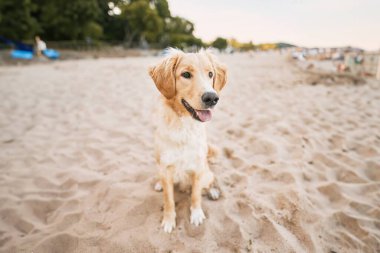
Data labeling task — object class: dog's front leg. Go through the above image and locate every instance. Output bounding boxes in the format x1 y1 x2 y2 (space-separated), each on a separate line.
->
161 169 176 233
190 172 206 226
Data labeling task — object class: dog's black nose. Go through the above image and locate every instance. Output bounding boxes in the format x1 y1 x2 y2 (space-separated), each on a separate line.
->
202 92 219 107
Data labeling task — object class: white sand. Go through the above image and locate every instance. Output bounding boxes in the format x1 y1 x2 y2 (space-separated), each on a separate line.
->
0 53 379 252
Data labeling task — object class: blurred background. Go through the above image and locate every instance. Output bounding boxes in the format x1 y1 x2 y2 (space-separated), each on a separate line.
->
1 0 379 78
1 1 380 252
0 0 380 62
0 0 205 56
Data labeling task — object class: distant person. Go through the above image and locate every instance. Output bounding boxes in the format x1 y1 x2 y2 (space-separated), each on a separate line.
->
35 36 47 57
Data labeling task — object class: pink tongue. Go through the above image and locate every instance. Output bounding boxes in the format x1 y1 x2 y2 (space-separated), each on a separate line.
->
195 110 212 122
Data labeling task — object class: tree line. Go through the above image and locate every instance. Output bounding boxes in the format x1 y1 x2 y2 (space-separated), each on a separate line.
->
0 0 206 49
0 0 295 51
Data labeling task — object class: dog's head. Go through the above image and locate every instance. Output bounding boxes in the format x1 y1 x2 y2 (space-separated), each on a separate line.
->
149 48 227 122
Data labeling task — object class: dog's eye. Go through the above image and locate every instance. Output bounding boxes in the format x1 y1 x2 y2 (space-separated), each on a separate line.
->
208 72 213 78
181 72 191 79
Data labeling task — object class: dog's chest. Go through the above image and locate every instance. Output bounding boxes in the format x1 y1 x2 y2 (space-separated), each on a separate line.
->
156 117 208 172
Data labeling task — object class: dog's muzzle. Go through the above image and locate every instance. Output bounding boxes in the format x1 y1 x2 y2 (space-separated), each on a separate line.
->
181 99 212 122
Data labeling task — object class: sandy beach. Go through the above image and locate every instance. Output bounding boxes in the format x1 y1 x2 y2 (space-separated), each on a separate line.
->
0 53 379 252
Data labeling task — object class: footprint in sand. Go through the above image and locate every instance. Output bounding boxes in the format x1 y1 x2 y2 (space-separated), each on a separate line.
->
251 216 297 252
55 212 82 231
0 209 34 235
34 233 79 253
274 172 296 184
312 152 341 170
23 199 63 224
222 172 247 189
125 196 161 229
0 234 12 247
33 177 59 189
336 169 366 183
353 144 378 158
328 134 347 150
246 137 277 156
331 211 370 241
317 183 346 205
332 153 363 168
226 128 245 138
364 161 380 181
349 201 379 218
208 212 243 252
222 147 244 168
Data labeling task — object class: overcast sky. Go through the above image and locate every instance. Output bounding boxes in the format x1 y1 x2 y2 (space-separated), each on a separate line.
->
168 0 380 50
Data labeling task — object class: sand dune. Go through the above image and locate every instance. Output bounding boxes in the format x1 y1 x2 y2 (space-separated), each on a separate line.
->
0 53 379 252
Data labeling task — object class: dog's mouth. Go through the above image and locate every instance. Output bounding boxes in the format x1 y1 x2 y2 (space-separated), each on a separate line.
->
181 99 212 122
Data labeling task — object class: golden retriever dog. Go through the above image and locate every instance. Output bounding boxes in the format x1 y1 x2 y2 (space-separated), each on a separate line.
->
149 48 227 233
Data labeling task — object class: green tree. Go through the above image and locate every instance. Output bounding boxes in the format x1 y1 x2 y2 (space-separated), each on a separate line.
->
121 0 163 47
97 0 125 40
240 41 256 51
160 16 203 49
212 37 228 51
35 0 102 40
0 0 204 49
0 0 40 40
154 0 171 18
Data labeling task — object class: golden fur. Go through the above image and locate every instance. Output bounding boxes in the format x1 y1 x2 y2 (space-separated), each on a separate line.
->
149 48 227 233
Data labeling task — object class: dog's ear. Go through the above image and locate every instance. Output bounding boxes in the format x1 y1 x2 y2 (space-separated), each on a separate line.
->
214 62 227 93
149 52 181 99
205 51 228 93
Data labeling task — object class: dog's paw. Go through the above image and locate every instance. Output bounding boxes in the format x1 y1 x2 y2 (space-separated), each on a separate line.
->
207 187 220 200
161 217 176 233
154 181 163 192
190 208 206 226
